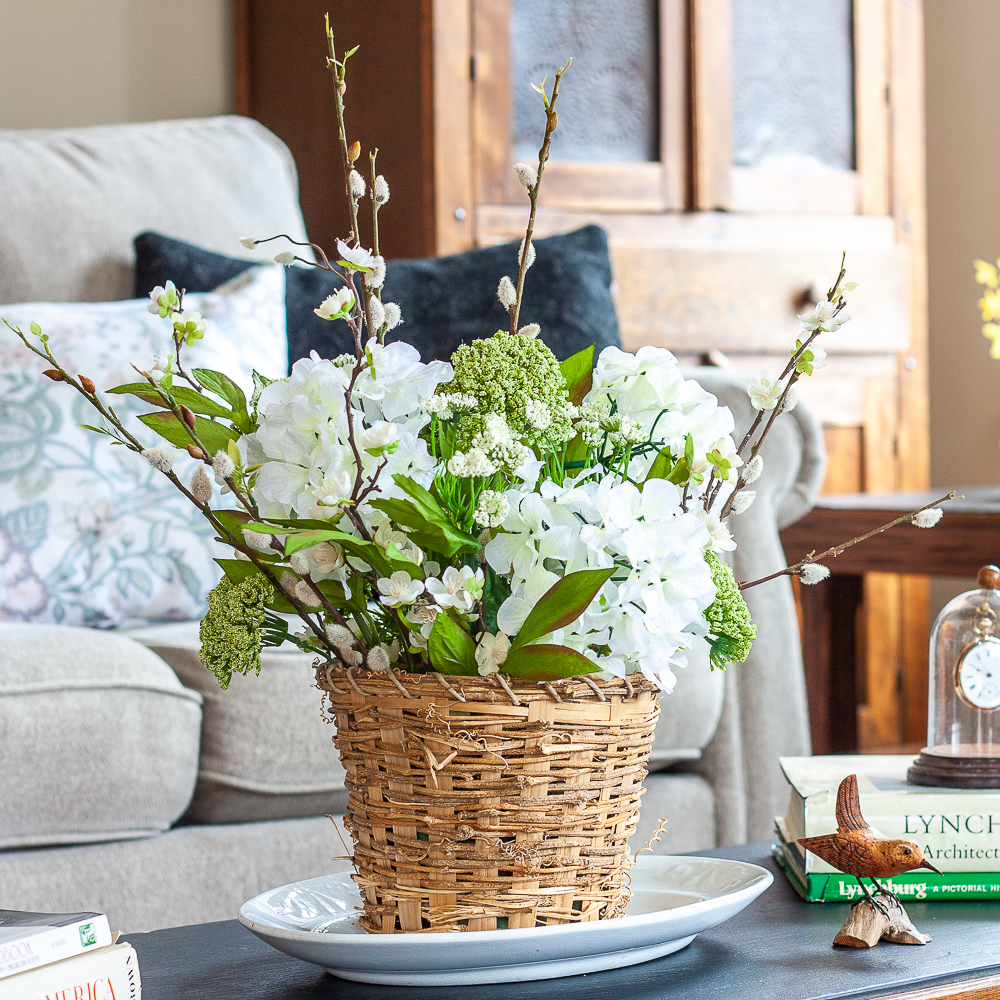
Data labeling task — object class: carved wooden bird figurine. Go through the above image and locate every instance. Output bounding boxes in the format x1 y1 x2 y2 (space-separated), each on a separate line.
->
798 773 941 914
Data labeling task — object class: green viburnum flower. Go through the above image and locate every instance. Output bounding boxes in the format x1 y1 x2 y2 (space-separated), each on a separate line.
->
703 551 757 669
440 330 575 451
198 573 275 689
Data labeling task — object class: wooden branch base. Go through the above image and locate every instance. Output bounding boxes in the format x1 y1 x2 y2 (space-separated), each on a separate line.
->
833 899 931 948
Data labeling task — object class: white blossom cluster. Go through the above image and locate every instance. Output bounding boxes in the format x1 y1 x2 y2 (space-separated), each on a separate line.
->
247 342 453 540
421 392 478 419
375 563 485 653
447 412 533 479
583 346 742 490
485 475 720 692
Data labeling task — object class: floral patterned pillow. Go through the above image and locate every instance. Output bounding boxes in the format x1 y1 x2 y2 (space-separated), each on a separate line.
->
0 266 287 627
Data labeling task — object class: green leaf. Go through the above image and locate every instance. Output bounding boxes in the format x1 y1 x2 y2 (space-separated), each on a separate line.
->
368 498 474 558
192 369 251 432
109 382 233 419
137 411 237 455
503 643 600 680
559 345 594 406
276 527 395 577
509 567 616 652
642 446 672 490
29 321 42 337
564 433 588 466
215 557 263 586
428 613 478 675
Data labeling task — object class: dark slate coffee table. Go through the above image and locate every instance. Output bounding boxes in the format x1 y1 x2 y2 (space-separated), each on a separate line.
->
126 842 1000 1000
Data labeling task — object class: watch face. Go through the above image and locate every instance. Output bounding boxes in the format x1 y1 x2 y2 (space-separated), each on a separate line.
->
956 639 1000 711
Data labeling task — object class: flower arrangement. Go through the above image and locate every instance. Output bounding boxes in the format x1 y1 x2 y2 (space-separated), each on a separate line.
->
5 30 951 701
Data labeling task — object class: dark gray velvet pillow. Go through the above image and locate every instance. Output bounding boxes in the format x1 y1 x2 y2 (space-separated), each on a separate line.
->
134 226 621 370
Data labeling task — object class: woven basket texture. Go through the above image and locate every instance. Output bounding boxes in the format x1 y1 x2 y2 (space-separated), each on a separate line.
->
317 665 661 934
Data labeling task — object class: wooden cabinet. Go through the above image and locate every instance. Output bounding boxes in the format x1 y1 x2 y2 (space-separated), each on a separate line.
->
235 0 930 751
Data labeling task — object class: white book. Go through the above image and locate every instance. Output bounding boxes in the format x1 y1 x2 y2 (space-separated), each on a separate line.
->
0 942 139 1000
781 754 1000 874
0 909 113 980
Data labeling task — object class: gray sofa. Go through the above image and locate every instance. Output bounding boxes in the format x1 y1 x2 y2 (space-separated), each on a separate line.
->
0 116 824 932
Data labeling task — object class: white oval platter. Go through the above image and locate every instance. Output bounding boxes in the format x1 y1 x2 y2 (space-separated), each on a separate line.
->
238 854 772 986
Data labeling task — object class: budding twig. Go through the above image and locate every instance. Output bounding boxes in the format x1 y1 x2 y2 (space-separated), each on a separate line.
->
738 491 959 591
509 58 571 335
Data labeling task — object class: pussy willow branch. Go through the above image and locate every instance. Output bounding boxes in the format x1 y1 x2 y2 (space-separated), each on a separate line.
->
7 319 346 664
709 257 850 518
509 58 572 335
738 492 959 591
326 18 378 352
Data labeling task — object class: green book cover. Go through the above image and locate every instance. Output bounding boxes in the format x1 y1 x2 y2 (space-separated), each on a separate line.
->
773 831 1000 902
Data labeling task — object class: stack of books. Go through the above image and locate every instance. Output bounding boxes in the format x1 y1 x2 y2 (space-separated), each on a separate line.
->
0 908 140 998
775 755 1000 902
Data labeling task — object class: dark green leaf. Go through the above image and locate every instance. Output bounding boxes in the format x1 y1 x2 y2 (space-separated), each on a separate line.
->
509 567 615 652
137 410 237 454
503 644 600 680
428 614 478 675
109 382 233 419
482 568 511 634
564 433 588 466
559 345 594 406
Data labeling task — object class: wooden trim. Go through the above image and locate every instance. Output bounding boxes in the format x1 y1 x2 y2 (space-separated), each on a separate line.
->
874 972 1000 1000
660 0 690 209
535 161 665 212
690 0 732 209
471 0 514 207
233 0 251 117
432 0 475 255
890 0 929 493
854 0 891 214
729 168 858 214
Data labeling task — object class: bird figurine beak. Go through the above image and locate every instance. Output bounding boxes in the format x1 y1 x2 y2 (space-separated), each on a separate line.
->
919 860 942 875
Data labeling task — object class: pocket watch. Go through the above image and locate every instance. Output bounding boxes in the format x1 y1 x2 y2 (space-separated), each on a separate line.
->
955 603 1000 711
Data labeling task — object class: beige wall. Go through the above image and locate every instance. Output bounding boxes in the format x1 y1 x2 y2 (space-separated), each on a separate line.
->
925 0 1000 490
0 0 233 130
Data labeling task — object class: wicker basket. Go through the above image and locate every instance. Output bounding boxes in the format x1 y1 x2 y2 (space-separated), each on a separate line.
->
316 664 661 933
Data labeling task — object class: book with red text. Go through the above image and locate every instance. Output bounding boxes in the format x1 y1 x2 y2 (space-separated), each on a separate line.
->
1 942 139 1000
0 909 113 980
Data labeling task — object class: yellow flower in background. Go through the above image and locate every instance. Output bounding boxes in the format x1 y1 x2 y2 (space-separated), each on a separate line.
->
984 323 1000 358
975 258 999 288
980 290 1000 321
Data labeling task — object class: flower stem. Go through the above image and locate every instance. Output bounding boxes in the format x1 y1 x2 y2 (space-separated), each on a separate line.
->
737 491 959 591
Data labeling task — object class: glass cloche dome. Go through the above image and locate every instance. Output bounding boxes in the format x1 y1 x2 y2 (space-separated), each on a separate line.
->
909 565 1000 787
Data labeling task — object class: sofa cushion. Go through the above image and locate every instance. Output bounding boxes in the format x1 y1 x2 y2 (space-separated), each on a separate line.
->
125 622 349 824
0 265 288 627
0 116 309 305
0 624 202 849
133 225 622 367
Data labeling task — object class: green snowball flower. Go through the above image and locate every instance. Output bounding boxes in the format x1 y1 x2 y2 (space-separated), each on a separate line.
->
703 551 757 669
441 330 575 451
198 573 275 689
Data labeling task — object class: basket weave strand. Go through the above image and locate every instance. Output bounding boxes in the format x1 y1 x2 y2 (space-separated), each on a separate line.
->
318 666 660 934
